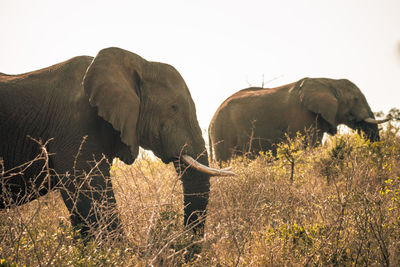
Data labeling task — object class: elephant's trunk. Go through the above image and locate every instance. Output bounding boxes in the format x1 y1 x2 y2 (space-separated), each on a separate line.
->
354 120 381 142
177 146 233 234
174 153 211 236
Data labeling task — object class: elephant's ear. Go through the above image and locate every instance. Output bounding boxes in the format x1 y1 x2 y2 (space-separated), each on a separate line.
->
296 78 338 128
83 47 143 163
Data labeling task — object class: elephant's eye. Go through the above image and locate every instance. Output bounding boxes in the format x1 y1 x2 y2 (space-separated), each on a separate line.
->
171 105 178 112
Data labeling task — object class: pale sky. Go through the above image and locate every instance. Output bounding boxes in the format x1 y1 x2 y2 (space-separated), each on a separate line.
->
1 0 399 131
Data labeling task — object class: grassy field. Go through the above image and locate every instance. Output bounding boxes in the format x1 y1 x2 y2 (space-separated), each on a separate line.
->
1 125 400 266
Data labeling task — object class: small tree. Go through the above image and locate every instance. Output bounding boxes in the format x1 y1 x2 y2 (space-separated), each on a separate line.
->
276 133 307 183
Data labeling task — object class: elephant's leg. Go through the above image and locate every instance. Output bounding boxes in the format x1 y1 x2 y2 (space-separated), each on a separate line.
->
57 159 122 240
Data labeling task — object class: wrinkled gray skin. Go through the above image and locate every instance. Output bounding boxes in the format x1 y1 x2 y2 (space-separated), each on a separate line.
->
0 47 210 239
209 78 380 162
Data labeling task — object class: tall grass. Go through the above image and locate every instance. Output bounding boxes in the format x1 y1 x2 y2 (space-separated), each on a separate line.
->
1 124 400 266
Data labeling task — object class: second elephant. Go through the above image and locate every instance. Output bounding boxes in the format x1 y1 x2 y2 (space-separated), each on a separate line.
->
209 77 388 162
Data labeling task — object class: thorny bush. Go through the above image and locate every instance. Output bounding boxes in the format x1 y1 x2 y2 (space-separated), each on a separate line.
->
1 124 400 266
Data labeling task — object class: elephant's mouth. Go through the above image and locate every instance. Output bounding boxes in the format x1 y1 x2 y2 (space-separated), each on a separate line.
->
157 130 234 176
351 117 390 142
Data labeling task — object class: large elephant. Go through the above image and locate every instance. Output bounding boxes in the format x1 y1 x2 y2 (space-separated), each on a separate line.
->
0 47 232 240
209 77 388 162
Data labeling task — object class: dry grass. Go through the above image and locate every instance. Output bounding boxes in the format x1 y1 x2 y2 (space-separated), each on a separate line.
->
1 125 400 266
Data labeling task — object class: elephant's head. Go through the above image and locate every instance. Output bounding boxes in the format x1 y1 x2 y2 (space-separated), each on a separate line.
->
83 47 232 233
295 78 388 141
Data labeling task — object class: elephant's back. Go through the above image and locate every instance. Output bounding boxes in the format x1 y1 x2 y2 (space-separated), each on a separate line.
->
220 82 295 109
0 56 93 86
0 56 94 112
218 84 291 118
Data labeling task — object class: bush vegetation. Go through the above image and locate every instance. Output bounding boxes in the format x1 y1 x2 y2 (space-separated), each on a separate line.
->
1 123 400 266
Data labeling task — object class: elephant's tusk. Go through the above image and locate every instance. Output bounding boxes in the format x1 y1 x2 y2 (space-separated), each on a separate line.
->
221 166 232 171
364 117 391 124
181 155 235 176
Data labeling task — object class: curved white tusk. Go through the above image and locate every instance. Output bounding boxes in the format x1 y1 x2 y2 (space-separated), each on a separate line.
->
364 117 391 124
181 155 235 176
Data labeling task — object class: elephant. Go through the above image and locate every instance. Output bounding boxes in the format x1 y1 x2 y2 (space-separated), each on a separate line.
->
0 47 233 241
209 77 389 162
